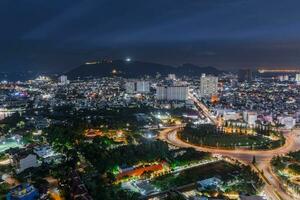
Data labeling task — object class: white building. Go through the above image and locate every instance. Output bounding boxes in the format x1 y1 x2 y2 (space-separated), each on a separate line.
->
296 74 300 84
33 145 55 158
216 109 241 121
156 85 188 101
58 75 69 85
125 81 135 94
197 177 222 191
167 74 176 80
166 86 188 101
279 75 289 82
136 81 150 93
156 86 167 100
12 151 39 174
33 145 63 164
199 74 218 97
278 116 296 129
243 111 257 127
125 80 150 93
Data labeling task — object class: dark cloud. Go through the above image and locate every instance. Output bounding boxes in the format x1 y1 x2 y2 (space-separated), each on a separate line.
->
1 0 300 72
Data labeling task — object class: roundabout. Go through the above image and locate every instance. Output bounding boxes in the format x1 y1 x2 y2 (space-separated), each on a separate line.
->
158 126 300 200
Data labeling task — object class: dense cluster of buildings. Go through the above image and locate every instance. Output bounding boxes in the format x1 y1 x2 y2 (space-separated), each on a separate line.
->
213 80 300 129
0 71 299 130
1 70 298 131
0 69 299 200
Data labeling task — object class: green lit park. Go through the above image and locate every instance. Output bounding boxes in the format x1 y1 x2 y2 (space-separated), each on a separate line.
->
179 123 285 150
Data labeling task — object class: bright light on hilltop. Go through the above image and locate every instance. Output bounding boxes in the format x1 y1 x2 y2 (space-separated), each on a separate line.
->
125 57 131 62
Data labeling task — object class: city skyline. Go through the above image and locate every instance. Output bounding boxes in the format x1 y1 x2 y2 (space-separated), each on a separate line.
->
1 1 300 199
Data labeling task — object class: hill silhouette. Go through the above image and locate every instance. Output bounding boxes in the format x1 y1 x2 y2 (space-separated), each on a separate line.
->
67 59 222 79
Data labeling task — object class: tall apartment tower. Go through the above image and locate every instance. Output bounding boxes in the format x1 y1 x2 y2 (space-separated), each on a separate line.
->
125 80 150 93
167 74 176 80
125 82 136 93
156 85 188 101
58 75 69 85
295 74 300 83
199 74 218 97
136 81 150 93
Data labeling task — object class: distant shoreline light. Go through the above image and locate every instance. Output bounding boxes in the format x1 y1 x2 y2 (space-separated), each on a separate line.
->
258 69 300 73
85 61 99 65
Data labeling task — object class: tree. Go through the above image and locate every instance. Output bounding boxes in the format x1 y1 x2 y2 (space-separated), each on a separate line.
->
252 156 256 165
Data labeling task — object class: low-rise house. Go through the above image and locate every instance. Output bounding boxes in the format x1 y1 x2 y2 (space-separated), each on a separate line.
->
197 177 222 191
33 145 64 165
11 150 39 174
117 162 169 181
28 117 50 129
33 145 54 158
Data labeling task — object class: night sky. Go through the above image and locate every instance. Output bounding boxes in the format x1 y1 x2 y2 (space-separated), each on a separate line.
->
1 0 300 72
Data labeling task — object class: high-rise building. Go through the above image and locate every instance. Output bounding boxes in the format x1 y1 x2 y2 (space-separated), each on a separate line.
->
199 74 218 97
243 111 257 127
295 74 300 83
166 86 188 101
136 81 150 93
238 69 253 82
279 75 284 82
156 85 188 101
58 75 69 85
125 81 136 94
279 75 289 82
167 74 176 80
125 80 150 93
156 86 167 100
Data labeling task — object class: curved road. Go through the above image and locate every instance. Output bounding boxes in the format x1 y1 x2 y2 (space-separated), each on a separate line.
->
158 126 300 200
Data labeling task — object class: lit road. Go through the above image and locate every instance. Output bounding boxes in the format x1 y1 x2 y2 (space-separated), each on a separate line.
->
188 92 218 125
158 93 300 199
186 92 300 199
158 126 300 200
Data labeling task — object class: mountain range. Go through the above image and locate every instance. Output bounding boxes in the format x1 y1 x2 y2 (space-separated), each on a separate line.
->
66 59 223 79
